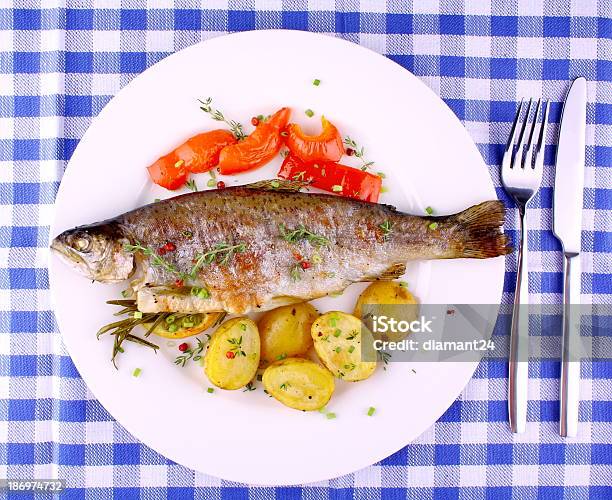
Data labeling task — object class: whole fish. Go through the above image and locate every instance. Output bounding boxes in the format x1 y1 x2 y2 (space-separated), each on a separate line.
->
51 181 511 314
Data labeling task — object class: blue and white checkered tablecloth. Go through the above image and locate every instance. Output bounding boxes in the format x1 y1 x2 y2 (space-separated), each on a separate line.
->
1 0 611 498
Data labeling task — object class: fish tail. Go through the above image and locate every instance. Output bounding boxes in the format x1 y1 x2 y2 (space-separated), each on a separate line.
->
448 201 512 258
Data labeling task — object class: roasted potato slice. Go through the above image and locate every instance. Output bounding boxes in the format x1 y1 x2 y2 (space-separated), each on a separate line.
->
262 358 334 411
145 312 225 339
258 303 318 366
204 317 260 390
354 281 418 342
311 311 376 382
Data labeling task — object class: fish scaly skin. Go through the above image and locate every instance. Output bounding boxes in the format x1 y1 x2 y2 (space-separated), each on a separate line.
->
51 185 510 314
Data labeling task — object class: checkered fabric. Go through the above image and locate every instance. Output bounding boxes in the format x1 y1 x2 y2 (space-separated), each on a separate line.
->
1 0 611 498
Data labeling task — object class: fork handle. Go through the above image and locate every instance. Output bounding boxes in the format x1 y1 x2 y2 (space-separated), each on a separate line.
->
509 206 529 434
560 253 581 437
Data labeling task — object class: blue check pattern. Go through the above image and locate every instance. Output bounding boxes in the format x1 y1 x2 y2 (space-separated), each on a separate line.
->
1 1 611 498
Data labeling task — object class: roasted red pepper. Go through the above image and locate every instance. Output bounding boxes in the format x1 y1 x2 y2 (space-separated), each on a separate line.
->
277 155 382 203
218 107 291 174
147 129 237 190
284 116 344 163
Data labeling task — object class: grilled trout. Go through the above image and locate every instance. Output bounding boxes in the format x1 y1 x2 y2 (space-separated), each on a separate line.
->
51 181 511 314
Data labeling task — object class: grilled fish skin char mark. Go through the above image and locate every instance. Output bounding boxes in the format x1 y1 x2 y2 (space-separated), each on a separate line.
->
51 183 511 314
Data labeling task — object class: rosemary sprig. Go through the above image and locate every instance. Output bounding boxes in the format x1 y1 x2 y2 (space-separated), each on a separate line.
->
344 136 376 171
198 97 246 140
174 337 208 367
379 220 394 240
243 382 256 392
97 299 160 369
124 243 182 278
279 224 330 247
190 242 247 276
280 382 291 391
377 351 392 370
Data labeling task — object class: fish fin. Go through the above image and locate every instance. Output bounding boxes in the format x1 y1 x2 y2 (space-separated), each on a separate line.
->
448 201 513 258
361 263 406 282
244 179 310 192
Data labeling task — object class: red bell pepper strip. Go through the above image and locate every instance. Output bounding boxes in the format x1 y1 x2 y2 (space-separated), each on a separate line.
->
283 116 344 163
277 154 382 203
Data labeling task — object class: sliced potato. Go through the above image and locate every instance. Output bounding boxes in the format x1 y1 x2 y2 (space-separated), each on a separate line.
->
354 281 418 342
311 311 376 382
204 317 260 390
145 312 225 339
262 358 334 411
258 303 318 366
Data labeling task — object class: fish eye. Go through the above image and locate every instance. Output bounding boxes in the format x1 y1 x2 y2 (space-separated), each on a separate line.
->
72 233 91 253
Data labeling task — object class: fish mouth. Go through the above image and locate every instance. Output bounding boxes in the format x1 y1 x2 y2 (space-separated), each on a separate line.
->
50 238 93 277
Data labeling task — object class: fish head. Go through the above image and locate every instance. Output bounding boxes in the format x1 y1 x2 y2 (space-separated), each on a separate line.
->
50 223 134 283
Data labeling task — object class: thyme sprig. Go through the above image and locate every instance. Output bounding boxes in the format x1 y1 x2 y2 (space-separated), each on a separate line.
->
124 243 182 277
227 336 246 357
190 242 247 277
174 337 208 367
344 136 376 171
185 179 198 192
379 220 394 240
198 97 246 140
279 224 330 247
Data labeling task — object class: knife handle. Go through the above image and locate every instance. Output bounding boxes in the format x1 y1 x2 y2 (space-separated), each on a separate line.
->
560 253 581 437
509 208 529 434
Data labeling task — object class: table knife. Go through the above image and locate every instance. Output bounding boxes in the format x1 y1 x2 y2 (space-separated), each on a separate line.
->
553 77 587 438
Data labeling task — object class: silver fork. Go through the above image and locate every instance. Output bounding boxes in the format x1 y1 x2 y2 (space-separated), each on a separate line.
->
501 98 549 434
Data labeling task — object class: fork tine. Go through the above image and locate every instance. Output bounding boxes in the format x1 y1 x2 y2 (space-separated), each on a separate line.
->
533 100 550 172
515 98 534 168
522 98 542 168
505 99 525 157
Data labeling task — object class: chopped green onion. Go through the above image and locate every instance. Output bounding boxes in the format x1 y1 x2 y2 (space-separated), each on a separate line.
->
398 281 408 288
271 180 280 188
329 290 343 297
133 311 143 319
312 79 321 86
380 186 389 193
318 406 327 414
207 387 214 394
311 252 322 264
333 329 342 337
240 323 247 331
165 315 176 324
182 322 194 328
132 368 142 377
331 185 343 192
166 341 176 347
117 346 125 353
326 412 337 419
197 289 210 299
207 179 216 188
168 323 178 333
348 345 355 353
377 172 386 179
367 406 376 416
121 289 130 298
334 346 341 353
305 109 315 117
428 222 439 230
154 198 161 203
425 206 434 215
276 353 287 361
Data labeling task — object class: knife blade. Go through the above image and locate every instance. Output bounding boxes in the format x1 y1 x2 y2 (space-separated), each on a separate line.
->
553 77 587 437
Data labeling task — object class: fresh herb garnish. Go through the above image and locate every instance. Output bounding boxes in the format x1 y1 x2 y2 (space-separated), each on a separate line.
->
124 242 182 277
425 206 434 215
279 224 330 247
280 382 291 391
276 353 287 361
343 136 376 171
428 222 439 230
346 330 358 340
198 97 246 140
174 337 208 367
132 367 142 377
292 170 307 181
379 220 394 240
190 242 247 275
227 336 246 357
367 406 376 416
185 179 197 191
207 387 214 394
290 263 303 281
243 382 256 392
305 109 314 117
377 350 392 370
312 78 321 86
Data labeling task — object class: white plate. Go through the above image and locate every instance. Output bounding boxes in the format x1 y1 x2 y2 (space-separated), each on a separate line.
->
49 30 504 485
